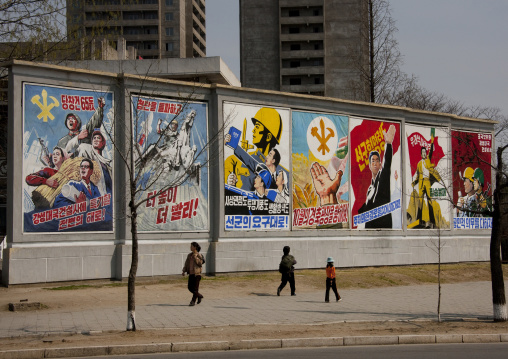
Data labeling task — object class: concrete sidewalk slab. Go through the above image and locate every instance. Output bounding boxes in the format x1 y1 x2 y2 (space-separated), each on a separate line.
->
0 282 495 338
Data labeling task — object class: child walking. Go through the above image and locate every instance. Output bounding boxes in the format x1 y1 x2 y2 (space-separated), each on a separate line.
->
325 257 341 302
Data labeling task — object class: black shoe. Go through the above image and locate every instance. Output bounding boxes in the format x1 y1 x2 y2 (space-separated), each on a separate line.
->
189 301 195 306
197 296 203 304
291 293 296 296
277 288 281 296
325 300 329 303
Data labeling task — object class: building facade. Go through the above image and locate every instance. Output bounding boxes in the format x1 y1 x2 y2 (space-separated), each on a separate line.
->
67 0 206 59
240 0 368 100
2 61 495 285
240 0 368 98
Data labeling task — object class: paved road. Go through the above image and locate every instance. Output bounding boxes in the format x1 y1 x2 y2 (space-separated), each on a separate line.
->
64 343 508 359
0 282 493 338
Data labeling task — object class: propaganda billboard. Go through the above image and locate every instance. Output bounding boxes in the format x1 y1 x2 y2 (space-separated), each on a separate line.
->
350 118 402 229
292 111 349 229
223 102 290 231
132 96 209 232
23 83 114 232
452 130 493 229
405 125 450 229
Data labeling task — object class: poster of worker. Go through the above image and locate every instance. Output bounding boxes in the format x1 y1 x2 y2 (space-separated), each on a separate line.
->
350 118 402 230
405 124 450 229
451 130 493 229
292 111 349 229
223 102 290 231
23 83 114 232
132 96 208 232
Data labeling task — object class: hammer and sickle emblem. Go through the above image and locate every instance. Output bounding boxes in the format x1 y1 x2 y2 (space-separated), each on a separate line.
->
31 89 60 122
310 118 335 155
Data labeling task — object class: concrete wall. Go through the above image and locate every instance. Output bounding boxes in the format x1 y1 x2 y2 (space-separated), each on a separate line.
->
214 235 491 273
2 61 496 285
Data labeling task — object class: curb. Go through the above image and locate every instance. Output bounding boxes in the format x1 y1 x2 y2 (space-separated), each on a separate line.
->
2 334 508 358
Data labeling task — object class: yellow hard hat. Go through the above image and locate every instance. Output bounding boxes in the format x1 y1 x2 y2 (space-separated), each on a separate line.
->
251 108 282 144
462 167 474 182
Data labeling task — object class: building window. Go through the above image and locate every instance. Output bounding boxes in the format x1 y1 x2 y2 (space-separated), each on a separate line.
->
166 43 174 51
290 44 301 51
290 61 300 68
289 27 299 34
289 10 299 17
165 12 173 21
144 12 158 19
314 77 322 84
125 27 141 35
314 43 321 50
290 78 301 85
124 12 141 20
165 0 173 5
313 27 320 33
165 27 174 36
144 42 158 50
313 9 320 16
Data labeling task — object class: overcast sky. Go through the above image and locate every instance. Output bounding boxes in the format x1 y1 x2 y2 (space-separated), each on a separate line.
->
206 0 508 116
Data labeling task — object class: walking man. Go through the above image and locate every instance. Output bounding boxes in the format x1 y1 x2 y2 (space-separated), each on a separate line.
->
277 246 297 296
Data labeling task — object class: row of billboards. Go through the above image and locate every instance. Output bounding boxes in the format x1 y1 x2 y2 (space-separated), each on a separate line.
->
22 83 493 234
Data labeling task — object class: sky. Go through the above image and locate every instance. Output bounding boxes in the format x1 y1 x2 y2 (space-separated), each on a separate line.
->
206 0 508 116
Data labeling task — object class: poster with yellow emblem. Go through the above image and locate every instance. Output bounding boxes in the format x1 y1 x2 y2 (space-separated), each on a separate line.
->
292 111 349 229
23 83 114 233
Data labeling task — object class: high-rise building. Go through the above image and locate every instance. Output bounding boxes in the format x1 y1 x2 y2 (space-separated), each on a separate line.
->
67 0 206 60
240 0 368 100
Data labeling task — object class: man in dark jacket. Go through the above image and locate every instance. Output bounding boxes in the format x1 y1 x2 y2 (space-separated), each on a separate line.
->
277 246 297 296
358 124 395 228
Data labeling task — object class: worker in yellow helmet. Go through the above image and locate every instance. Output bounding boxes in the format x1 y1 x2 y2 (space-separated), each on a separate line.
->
225 107 287 192
456 167 477 217
250 107 283 157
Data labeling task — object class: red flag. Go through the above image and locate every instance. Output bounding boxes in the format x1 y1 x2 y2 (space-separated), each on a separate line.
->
406 132 445 178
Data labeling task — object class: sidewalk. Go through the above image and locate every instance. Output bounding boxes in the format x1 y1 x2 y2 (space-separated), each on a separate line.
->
1 281 508 358
0 281 496 337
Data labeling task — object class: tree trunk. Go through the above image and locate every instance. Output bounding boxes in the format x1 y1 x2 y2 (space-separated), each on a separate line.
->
368 0 375 103
501 190 508 263
127 199 138 331
501 233 508 263
437 232 441 323
491 147 507 321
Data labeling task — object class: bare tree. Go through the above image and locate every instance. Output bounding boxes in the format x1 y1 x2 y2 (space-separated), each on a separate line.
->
0 0 124 78
490 135 508 321
0 0 66 41
449 129 507 321
100 74 229 330
0 0 68 67
426 227 445 322
346 0 404 103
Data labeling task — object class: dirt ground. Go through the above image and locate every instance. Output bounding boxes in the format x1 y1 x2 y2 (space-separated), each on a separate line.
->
1 263 507 351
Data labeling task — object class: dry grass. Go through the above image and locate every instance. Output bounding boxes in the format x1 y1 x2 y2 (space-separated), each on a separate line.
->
40 262 501 292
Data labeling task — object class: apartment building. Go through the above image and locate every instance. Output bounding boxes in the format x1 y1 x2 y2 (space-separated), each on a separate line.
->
67 0 206 59
240 0 368 100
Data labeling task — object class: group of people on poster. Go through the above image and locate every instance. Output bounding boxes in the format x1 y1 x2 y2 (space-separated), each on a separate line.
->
22 88 493 234
223 105 291 230
23 84 114 232
224 103 493 232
